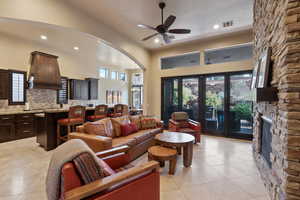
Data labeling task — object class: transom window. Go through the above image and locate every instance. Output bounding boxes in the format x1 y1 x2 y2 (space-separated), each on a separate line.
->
111 71 118 80
99 68 109 78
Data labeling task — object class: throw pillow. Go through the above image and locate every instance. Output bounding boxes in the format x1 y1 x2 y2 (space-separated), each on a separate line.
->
120 123 133 136
130 123 138 133
140 116 157 130
129 115 142 130
100 118 114 138
84 122 106 136
111 116 130 137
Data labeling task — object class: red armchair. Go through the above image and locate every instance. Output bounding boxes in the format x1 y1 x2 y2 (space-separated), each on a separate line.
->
169 112 201 143
60 145 160 200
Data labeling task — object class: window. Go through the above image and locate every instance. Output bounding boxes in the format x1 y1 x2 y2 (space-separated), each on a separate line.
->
161 52 200 69
132 73 143 85
131 86 143 109
99 68 108 78
111 71 118 80
204 43 253 65
9 71 26 105
119 72 127 81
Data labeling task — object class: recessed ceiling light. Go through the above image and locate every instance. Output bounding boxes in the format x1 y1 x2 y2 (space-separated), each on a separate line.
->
73 46 79 50
154 38 160 44
40 35 47 40
213 24 220 30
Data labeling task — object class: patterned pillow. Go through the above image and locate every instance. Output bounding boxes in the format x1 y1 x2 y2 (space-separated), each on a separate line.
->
129 115 142 130
111 116 130 137
98 118 114 138
140 116 157 130
84 122 106 136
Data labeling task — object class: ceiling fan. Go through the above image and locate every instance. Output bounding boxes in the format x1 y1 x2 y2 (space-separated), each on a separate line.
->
138 1 191 44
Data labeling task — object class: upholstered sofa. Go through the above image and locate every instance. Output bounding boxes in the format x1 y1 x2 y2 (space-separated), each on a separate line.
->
69 115 163 161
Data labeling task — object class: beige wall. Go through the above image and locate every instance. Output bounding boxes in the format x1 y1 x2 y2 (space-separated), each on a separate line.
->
147 30 253 118
0 0 152 112
0 32 130 105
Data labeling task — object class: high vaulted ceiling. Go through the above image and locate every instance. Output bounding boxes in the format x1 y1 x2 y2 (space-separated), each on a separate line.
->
0 18 141 69
65 0 253 49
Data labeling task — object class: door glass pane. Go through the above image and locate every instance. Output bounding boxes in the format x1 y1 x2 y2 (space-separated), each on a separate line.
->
182 78 199 121
162 78 179 124
229 73 253 135
205 76 225 132
132 86 142 109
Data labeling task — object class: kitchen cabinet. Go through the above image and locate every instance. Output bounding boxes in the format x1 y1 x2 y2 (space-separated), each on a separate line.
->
69 79 89 100
0 69 9 99
0 115 15 142
86 78 98 100
0 113 35 143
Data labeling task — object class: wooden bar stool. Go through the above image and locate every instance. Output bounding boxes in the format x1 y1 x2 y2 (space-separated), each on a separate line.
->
87 105 108 121
57 105 86 145
148 146 177 175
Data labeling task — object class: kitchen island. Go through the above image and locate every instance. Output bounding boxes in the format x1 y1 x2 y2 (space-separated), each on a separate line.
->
0 107 95 150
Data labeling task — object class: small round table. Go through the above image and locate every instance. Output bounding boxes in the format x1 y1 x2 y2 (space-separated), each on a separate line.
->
148 146 177 175
155 132 195 167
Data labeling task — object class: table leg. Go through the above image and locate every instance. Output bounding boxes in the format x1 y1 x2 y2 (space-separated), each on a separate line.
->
176 146 182 155
169 158 177 175
183 142 193 167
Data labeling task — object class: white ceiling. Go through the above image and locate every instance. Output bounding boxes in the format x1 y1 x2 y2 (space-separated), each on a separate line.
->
65 0 253 49
0 18 141 69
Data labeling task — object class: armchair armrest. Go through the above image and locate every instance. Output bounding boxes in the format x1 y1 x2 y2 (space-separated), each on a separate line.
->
64 161 160 200
96 145 130 158
68 132 112 152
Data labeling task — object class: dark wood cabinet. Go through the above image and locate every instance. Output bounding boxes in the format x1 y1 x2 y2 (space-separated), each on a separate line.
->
86 78 99 100
0 115 15 142
15 114 35 139
0 70 9 99
0 113 35 143
69 79 89 100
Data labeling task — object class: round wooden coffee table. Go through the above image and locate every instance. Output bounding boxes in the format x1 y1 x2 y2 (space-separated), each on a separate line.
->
155 132 195 167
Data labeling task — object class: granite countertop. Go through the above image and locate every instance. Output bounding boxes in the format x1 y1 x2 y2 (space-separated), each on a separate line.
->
0 107 95 115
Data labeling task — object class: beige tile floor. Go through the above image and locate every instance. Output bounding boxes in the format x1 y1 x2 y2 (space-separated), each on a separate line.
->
0 136 270 200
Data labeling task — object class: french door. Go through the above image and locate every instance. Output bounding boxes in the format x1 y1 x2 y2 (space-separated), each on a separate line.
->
161 71 253 140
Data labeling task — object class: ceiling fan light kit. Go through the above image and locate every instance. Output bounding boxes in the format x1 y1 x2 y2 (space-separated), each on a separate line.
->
138 1 191 44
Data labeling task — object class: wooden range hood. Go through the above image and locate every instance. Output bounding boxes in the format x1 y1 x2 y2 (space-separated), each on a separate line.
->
29 51 61 90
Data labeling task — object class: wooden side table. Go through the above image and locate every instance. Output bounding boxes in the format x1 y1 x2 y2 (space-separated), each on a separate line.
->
155 132 195 167
148 146 177 175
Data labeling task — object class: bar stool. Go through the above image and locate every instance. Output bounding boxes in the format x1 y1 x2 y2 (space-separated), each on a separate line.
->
110 104 128 117
57 105 86 145
87 104 108 121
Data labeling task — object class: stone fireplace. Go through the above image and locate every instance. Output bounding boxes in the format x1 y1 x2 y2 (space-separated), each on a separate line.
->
253 0 300 199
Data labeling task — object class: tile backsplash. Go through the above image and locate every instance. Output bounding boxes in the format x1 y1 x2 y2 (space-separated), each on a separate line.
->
0 89 101 112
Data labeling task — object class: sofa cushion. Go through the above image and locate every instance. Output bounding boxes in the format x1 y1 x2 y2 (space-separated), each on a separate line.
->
140 117 157 129
95 118 114 138
112 137 137 148
129 115 142 130
111 116 130 137
83 122 106 136
120 123 133 137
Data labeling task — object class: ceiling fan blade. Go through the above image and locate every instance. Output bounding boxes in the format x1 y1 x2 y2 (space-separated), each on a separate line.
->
137 24 156 31
162 34 171 44
142 33 159 41
168 29 191 34
164 15 176 29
